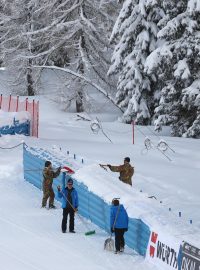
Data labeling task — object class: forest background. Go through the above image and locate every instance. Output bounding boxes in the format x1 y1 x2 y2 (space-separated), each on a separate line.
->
0 0 200 138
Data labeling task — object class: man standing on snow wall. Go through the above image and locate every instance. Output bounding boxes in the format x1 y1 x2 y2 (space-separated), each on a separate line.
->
107 157 134 186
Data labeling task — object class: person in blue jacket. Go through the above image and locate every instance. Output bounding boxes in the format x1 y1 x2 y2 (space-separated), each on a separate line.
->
110 198 128 254
57 178 79 233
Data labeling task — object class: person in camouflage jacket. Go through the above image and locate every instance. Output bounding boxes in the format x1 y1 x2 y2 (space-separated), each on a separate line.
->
42 160 61 208
107 157 134 186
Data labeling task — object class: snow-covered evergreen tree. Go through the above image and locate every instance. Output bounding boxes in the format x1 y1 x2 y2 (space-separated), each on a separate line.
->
145 0 200 137
108 0 164 124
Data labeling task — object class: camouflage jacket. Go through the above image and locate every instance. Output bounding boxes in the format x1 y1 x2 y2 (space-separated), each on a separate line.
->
110 163 134 186
43 167 61 189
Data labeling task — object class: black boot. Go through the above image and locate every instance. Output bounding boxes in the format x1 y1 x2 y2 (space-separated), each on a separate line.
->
49 205 56 209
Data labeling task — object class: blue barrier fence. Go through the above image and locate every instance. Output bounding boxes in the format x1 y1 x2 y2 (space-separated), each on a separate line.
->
0 119 30 136
23 145 150 256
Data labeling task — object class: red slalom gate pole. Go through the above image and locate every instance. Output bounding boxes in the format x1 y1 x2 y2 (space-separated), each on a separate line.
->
8 94 11 112
32 99 35 137
25 97 28 111
0 94 2 109
16 96 19 112
36 101 39 138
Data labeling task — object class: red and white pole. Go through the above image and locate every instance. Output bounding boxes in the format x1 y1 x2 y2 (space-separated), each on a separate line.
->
25 97 28 111
36 101 39 138
32 99 35 137
0 94 2 109
16 96 19 112
8 94 11 112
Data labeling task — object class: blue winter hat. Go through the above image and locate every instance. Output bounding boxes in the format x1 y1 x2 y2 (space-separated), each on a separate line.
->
67 178 73 184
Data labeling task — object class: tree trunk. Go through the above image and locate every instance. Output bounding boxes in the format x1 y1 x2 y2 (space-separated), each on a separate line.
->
27 10 34 96
76 91 84 112
27 64 34 96
76 34 85 112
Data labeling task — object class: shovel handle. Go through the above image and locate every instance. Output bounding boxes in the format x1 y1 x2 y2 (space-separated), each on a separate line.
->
99 164 108 171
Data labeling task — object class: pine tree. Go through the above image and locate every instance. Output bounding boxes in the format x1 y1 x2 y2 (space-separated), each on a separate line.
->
145 0 200 137
108 0 164 124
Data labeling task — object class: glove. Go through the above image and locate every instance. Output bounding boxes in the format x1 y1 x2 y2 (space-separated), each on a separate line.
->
124 228 128 232
57 185 61 192
107 164 111 168
111 228 115 233
58 166 61 171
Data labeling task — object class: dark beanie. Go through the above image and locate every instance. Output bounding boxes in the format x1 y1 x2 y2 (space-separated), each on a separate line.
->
67 178 73 184
45 160 51 167
124 157 130 162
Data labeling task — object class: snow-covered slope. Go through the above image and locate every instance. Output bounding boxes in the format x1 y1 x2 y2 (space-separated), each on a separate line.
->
0 86 199 269
0 136 155 270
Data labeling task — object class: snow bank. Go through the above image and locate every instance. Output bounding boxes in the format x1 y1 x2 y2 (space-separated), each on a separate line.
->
0 110 31 128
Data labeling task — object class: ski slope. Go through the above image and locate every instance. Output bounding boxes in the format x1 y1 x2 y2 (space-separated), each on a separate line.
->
0 70 200 269
0 140 155 270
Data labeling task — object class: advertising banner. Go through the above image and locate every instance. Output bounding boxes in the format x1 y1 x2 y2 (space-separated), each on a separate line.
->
146 230 181 270
179 242 200 270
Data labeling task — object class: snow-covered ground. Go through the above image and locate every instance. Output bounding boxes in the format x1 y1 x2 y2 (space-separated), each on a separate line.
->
0 110 30 127
0 70 200 269
0 146 150 270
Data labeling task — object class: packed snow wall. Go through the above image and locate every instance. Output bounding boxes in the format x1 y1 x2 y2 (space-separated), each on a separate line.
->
0 111 30 136
0 95 39 137
0 120 30 136
23 145 150 256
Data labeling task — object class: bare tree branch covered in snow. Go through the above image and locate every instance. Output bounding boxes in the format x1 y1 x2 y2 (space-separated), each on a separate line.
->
0 0 119 112
32 65 123 113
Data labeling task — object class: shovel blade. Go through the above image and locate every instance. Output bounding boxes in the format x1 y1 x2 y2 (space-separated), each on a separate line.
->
104 238 114 251
85 230 96 236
